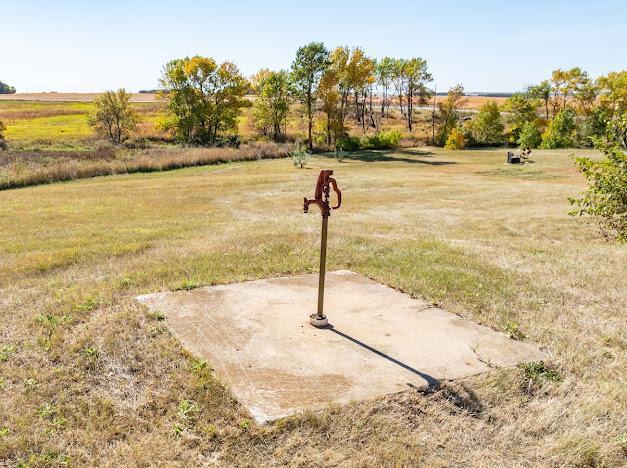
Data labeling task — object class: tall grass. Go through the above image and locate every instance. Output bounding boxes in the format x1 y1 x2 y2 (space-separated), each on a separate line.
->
0 142 292 190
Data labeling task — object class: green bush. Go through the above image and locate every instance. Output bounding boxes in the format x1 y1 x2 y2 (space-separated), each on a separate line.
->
469 100 504 145
336 135 361 151
570 140 627 242
362 129 402 150
291 148 309 168
338 130 402 151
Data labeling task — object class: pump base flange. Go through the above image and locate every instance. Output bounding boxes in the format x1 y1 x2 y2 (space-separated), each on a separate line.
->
309 313 329 328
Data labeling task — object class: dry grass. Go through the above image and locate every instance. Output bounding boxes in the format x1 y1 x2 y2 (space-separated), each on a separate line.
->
0 147 625 466
0 142 292 190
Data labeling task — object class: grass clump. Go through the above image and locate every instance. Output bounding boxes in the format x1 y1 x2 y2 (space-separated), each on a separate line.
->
169 279 201 291
519 361 561 382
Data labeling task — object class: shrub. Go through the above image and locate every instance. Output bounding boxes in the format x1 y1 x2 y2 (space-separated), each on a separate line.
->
291 148 309 168
336 135 361 151
362 129 402 150
444 127 466 150
517 121 542 149
541 108 576 149
570 140 627 242
519 361 561 382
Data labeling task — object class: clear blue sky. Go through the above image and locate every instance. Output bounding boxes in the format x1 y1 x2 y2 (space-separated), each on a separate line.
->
2 0 625 93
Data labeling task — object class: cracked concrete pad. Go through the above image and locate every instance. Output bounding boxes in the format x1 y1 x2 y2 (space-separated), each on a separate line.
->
136 270 545 423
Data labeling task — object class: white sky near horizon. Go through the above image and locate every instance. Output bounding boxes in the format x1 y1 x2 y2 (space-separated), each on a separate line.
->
1 0 626 93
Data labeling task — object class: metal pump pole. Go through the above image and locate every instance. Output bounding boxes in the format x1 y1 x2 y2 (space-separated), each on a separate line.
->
317 212 328 319
303 170 342 327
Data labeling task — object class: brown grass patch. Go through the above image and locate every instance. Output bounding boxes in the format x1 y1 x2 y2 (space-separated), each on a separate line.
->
0 142 293 190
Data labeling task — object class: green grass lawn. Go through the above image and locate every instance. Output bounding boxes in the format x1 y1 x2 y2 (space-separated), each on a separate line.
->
0 148 625 466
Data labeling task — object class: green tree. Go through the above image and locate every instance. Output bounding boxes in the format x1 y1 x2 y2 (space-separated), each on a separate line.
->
290 42 330 150
541 108 576 148
0 81 16 94
87 89 138 144
549 67 593 116
503 92 539 143
595 71 627 145
436 84 467 146
318 66 341 146
504 93 538 124
402 58 432 132
528 80 551 120
376 57 395 117
249 68 272 94
159 56 249 146
252 70 290 141
597 71 627 118
469 100 504 145
517 121 542 149
570 138 627 242
391 58 407 117
331 47 375 131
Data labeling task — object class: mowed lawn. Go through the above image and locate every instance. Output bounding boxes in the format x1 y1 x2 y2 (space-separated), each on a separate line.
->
0 148 625 466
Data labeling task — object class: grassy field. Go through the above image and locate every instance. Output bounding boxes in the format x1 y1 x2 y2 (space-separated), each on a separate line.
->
0 95 495 151
0 100 165 145
1 147 625 466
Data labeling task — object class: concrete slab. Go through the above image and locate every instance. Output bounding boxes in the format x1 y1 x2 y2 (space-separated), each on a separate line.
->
136 271 545 423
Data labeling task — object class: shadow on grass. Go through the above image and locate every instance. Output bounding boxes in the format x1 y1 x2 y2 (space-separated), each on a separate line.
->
320 150 456 165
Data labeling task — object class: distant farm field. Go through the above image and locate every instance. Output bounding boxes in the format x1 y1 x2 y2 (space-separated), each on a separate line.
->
0 92 158 102
0 92 506 110
0 100 166 143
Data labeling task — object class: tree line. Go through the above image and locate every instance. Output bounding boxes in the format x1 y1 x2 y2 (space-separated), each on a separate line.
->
0 80 16 94
3 42 618 155
440 68 626 151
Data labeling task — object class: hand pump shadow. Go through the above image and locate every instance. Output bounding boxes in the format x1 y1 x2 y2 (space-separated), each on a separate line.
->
325 325 440 388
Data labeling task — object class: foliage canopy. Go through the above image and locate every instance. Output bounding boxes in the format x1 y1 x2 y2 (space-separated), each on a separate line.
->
160 56 250 146
87 89 138 144
252 70 290 142
570 139 627 242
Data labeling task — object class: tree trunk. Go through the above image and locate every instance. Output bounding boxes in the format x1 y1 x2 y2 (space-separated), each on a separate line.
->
407 87 413 132
307 86 313 151
326 113 331 146
380 86 386 117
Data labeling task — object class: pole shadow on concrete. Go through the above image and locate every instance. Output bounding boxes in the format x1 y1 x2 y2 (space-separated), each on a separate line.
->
327 326 440 388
